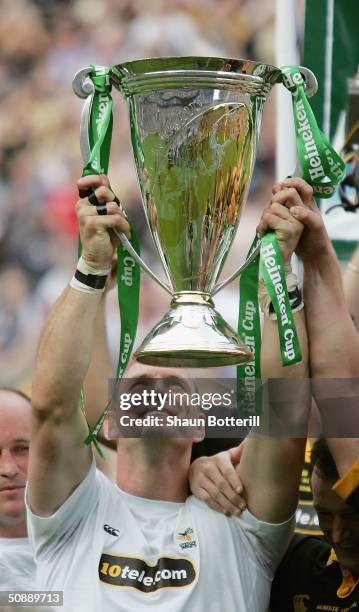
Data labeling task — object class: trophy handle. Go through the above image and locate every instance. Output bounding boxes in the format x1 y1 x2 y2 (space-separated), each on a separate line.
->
112 229 173 295
72 67 173 297
296 66 318 98
211 242 261 296
277 65 318 98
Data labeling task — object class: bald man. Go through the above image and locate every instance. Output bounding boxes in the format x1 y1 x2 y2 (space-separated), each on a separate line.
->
0 388 34 591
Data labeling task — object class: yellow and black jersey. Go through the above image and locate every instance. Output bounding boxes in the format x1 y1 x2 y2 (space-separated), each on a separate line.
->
270 534 359 611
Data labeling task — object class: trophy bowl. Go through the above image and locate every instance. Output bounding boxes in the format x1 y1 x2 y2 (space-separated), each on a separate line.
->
75 57 283 367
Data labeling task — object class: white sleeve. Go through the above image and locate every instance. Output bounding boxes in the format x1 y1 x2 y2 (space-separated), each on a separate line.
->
233 510 295 577
25 458 98 559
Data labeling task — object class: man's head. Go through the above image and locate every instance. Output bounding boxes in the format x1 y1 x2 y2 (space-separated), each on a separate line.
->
310 438 359 576
111 361 204 454
0 388 31 527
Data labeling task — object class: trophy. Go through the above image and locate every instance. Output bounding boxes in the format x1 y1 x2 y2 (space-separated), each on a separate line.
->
73 57 317 368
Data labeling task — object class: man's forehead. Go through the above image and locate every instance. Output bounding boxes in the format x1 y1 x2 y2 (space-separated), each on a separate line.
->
0 388 30 413
0 391 31 436
124 361 189 380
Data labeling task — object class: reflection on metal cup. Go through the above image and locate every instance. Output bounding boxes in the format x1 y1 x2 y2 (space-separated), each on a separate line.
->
74 57 284 367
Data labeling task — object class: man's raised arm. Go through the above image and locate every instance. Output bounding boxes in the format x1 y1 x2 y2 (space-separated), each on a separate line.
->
288 186 359 506
237 179 311 523
28 175 129 516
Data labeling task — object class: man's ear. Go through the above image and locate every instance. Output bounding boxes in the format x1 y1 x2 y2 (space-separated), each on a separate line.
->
186 406 206 444
189 406 205 444
96 414 117 450
192 424 205 445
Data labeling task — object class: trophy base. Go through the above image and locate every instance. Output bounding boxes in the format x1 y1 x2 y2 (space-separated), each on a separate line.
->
134 292 253 368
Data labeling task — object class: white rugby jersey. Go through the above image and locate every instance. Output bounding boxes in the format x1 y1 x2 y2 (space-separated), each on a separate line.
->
26 460 293 612
0 536 35 591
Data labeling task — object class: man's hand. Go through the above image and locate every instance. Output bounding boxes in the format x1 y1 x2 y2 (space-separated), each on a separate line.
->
257 179 305 265
105 252 119 293
77 175 130 270
189 445 246 515
270 177 332 263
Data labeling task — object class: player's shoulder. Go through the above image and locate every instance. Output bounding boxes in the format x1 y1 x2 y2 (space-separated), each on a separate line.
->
186 494 243 529
186 493 223 517
276 532 330 575
287 533 330 558
95 467 123 501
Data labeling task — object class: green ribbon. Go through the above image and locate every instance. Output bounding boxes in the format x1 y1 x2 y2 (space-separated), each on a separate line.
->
237 231 302 415
115 233 141 380
260 232 302 366
79 65 141 447
281 66 346 198
79 388 105 458
237 236 262 417
83 67 113 177
237 65 344 411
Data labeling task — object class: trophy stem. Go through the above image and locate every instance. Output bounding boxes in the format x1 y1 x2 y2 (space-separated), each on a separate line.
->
134 292 253 368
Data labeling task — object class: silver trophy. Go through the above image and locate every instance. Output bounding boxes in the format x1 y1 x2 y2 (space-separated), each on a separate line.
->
73 57 317 367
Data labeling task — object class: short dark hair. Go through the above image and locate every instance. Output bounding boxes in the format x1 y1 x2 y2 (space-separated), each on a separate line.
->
0 387 31 403
309 437 339 481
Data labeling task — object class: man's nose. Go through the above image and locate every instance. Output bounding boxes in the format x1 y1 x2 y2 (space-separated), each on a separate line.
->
0 452 19 479
331 515 349 545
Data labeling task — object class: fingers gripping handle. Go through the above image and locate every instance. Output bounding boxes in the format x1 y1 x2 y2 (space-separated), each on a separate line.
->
72 67 173 296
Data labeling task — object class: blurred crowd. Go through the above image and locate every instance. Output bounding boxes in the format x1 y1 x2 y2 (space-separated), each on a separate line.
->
0 0 304 389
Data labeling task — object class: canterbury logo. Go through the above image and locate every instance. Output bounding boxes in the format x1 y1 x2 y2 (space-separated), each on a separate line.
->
99 554 196 592
103 524 120 537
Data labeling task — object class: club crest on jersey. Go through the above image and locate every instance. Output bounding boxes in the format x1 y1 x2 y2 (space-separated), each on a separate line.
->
99 554 196 592
176 527 197 550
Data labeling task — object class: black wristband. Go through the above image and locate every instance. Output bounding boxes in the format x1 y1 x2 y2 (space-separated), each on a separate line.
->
269 286 303 315
74 269 107 289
